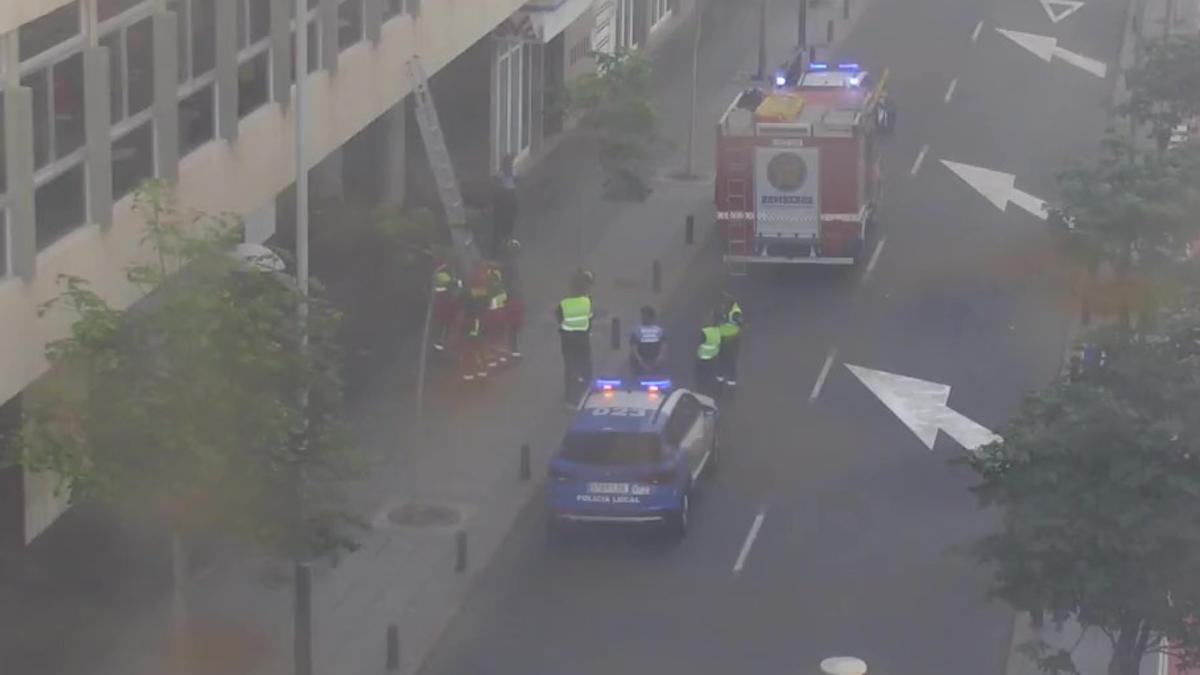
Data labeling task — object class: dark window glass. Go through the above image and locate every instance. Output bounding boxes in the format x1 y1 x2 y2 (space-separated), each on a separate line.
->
338 0 364 50
53 53 86 161
112 121 154 200
290 22 321 80
168 0 188 82
126 19 155 117
99 31 124 121
19 3 81 61
98 0 144 22
180 84 215 155
35 164 85 250
192 0 217 77
238 52 270 118
561 432 663 465
247 0 272 45
22 70 50 170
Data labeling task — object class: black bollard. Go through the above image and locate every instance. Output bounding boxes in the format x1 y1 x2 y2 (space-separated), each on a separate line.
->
827 19 834 43
686 215 695 245
455 530 467 573
611 317 621 351
653 260 662 293
386 624 400 671
808 45 817 63
520 443 531 481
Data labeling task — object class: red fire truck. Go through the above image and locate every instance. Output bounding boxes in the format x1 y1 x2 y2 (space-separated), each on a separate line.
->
715 62 888 268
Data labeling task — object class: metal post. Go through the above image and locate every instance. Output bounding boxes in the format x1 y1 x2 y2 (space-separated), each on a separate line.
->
611 317 621 350
827 18 834 43
386 624 400 671
686 215 695 244
295 0 310 298
519 443 531 480
683 0 704 178
799 0 808 46
757 0 768 79
652 260 662 293
454 530 467 572
843 0 849 20
294 562 313 675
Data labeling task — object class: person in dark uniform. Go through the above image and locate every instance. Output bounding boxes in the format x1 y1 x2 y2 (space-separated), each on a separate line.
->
629 306 667 376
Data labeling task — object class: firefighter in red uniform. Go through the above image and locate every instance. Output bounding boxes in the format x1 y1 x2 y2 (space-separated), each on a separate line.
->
482 261 513 368
459 289 489 382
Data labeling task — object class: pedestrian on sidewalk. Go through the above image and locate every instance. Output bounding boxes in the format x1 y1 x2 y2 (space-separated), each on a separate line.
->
630 305 667 376
695 310 724 399
491 153 519 257
556 269 595 406
718 292 744 387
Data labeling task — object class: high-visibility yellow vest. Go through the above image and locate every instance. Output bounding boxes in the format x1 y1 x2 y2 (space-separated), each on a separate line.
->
697 326 722 360
560 296 592 332
434 266 454 292
720 302 743 338
489 291 508 311
467 318 482 338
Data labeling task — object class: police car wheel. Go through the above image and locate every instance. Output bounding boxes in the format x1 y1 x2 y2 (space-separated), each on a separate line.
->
667 493 690 537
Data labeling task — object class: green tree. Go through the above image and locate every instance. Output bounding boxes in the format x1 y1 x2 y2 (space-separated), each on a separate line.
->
568 49 660 200
1052 135 1200 330
10 181 361 671
960 308 1200 675
1123 35 1200 151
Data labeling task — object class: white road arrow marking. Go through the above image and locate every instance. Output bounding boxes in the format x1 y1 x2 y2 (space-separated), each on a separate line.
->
995 28 1107 77
1040 0 1084 23
940 160 1049 220
846 365 1002 452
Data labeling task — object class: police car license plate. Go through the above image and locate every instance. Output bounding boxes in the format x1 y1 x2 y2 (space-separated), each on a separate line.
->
587 482 630 494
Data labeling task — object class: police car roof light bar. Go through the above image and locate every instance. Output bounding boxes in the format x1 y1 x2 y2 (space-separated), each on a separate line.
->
809 62 829 70
837 63 861 70
594 378 623 391
639 379 673 392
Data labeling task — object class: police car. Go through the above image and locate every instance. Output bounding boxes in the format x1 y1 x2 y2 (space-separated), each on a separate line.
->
546 378 719 537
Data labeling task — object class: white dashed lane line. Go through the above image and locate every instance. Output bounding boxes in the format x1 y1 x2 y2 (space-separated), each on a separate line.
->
910 145 929 176
972 20 983 42
944 78 958 103
733 509 767 575
809 347 839 401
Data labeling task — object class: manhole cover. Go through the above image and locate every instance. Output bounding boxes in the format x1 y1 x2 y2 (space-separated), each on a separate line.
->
388 503 461 529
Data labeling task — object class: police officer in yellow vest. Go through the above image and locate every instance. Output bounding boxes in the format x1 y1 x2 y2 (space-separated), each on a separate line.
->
718 293 744 387
695 310 724 399
555 270 595 405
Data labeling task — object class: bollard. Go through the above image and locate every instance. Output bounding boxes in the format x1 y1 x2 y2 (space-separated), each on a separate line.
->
652 260 662 293
827 18 834 43
611 316 621 351
685 215 695 245
843 0 849 19
386 624 400 672
808 45 817 63
519 443 531 481
455 530 467 573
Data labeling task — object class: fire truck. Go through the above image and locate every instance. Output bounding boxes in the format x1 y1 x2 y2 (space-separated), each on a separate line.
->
715 61 888 269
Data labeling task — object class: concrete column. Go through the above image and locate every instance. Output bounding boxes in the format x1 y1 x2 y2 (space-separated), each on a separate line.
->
4 86 36 279
320 0 338 73
382 101 407 206
364 0 383 44
271 0 292 107
153 11 180 182
488 39 500 174
215 0 239 141
83 47 114 230
530 42 545 155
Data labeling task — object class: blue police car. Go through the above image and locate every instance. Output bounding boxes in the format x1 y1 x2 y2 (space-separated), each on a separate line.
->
546 378 719 537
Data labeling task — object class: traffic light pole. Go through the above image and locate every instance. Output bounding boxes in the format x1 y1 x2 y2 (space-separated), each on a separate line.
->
799 0 808 47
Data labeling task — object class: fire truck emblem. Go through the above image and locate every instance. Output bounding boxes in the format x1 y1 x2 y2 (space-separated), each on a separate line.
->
765 152 808 192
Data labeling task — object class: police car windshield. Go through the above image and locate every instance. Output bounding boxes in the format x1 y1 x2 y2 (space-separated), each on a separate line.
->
561 432 662 465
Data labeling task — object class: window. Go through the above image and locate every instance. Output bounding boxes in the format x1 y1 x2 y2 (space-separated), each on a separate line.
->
0 93 7 195
35 163 85 250
22 53 86 172
237 0 273 118
0 93 6 276
111 120 154 200
19 2 81 61
98 0 147 22
289 17 323 80
495 41 532 166
170 0 218 155
383 0 403 21
179 85 215 155
561 432 662 465
338 0 364 50
649 0 672 30
101 16 156 126
615 0 638 50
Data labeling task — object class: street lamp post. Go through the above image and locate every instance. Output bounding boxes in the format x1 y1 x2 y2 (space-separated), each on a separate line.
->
682 0 705 178
757 0 769 80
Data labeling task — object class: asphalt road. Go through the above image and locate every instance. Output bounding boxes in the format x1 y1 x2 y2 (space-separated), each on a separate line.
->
420 0 1128 671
